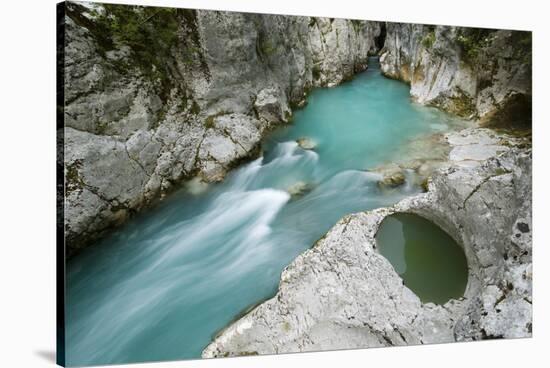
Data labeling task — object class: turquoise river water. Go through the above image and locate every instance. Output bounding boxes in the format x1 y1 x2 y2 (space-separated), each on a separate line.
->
66 58 465 366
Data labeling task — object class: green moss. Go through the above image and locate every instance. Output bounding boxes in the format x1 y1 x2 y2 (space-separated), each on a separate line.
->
190 100 201 115
447 86 476 117
511 31 532 65
66 160 84 194
455 28 494 63
494 167 511 176
237 351 259 356
69 3 182 102
312 64 322 80
204 111 228 129
420 178 430 193
282 321 291 332
494 127 532 139
422 29 436 49
204 116 216 129
65 2 113 56
350 19 363 33
95 121 110 135
260 39 277 56
180 9 210 79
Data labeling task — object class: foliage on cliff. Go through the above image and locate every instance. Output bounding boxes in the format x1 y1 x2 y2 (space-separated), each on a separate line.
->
421 26 436 49
66 2 185 100
455 28 531 66
90 5 179 79
456 28 495 62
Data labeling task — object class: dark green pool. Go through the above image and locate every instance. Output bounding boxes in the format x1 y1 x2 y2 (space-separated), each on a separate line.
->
376 213 468 304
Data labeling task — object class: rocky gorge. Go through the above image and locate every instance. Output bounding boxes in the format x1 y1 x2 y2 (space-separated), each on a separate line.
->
201 18 532 358
62 2 385 254
203 129 532 356
60 1 532 360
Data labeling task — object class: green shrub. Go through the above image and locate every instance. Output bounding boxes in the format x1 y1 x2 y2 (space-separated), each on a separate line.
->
422 30 436 49
455 28 494 62
511 31 532 64
260 40 277 56
312 65 322 80
90 5 179 79
65 3 183 102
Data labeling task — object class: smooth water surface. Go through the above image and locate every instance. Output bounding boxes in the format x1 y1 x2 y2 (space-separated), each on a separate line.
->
376 213 469 304
66 58 465 366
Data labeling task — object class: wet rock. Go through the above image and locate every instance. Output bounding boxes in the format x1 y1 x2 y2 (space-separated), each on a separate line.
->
296 137 317 151
203 129 531 357
373 163 406 188
286 181 314 198
185 177 209 196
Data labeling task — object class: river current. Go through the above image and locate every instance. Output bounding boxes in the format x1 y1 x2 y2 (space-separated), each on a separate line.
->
66 58 465 366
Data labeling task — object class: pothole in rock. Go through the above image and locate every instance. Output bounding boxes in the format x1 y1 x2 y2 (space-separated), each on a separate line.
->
375 213 468 304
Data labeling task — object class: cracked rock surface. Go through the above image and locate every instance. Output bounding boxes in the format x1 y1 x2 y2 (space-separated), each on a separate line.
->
202 128 532 357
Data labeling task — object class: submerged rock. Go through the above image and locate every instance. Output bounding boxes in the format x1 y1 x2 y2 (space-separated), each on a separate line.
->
296 137 318 151
286 181 314 198
382 132 454 188
202 128 532 357
447 128 511 166
185 177 209 196
372 163 406 188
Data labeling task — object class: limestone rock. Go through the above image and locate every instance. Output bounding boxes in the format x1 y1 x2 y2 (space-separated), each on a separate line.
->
286 181 314 198
184 177 209 196
296 137 317 150
62 2 382 253
202 128 532 357
254 87 291 125
373 163 406 188
380 24 531 127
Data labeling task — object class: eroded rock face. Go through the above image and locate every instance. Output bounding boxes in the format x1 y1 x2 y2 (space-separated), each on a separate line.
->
202 128 532 357
380 24 531 127
62 2 382 254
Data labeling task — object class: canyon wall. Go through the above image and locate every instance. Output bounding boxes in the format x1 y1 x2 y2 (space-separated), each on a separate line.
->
199 21 533 357
60 2 533 356
62 2 382 254
380 23 532 127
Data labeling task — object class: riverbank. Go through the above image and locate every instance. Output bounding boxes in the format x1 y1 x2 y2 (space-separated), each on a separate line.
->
64 55 466 366
203 127 532 357
60 3 532 363
62 3 383 255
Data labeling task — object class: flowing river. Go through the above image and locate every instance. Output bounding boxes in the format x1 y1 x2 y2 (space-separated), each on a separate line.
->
66 58 466 366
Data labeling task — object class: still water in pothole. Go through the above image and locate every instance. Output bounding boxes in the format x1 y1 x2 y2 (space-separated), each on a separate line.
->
376 213 468 304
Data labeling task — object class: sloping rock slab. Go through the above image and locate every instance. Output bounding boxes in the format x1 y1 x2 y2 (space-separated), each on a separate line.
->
203 130 531 357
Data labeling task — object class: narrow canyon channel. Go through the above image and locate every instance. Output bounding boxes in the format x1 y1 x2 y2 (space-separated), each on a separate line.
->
66 58 469 366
